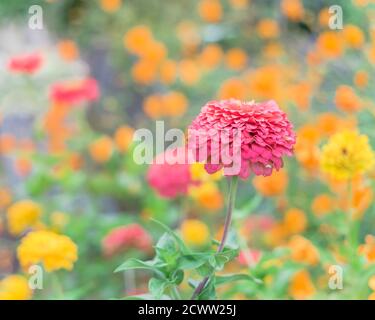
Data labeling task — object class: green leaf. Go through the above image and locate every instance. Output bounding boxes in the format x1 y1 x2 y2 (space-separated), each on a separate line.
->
197 276 216 300
216 273 262 286
149 278 169 299
114 258 165 276
178 254 209 270
151 219 190 254
122 294 171 300
171 269 184 285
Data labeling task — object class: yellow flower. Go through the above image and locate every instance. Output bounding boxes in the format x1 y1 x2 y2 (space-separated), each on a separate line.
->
190 162 222 182
368 275 375 291
17 230 78 272
180 219 210 246
289 270 316 300
320 131 375 180
0 275 32 300
6 200 42 236
189 182 224 212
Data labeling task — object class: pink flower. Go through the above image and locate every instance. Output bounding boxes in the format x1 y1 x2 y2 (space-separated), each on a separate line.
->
237 249 262 266
188 99 296 179
7 53 43 74
102 224 152 256
49 77 100 105
147 147 193 199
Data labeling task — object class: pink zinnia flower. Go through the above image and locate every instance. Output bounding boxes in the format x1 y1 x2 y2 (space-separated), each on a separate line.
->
188 99 296 179
237 249 262 266
7 53 43 74
102 224 152 256
147 147 193 199
49 77 100 105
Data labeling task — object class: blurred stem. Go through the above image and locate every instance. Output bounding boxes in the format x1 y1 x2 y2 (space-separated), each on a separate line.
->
171 285 182 300
124 269 136 295
191 175 239 300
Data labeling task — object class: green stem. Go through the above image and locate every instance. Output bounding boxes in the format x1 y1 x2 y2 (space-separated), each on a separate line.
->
51 273 64 300
171 285 182 300
191 176 239 300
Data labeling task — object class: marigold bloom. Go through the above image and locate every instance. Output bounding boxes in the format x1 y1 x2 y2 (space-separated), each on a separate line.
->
283 208 307 234
218 78 248 100
100 0 122 13
147 148 192 198
7 53 43 74
102 224 152 256
198 44 223 70
114 126 134 153
288 235 320 265
198 0 222 23
316 31 344 58
0 134 16 154
49 78 100 105
6 200 42 236
281 0 304 21
179 59 201 85
57 40 79 61
189 182 224 212
131 59 158 85
320 131 375 180
256 19 280 39
0 188 12 209
359 235 375 263
343 24 365 49
289 270 316 300
181 219 210 246
225 48 248 71
159 60 177 85
353 70 369 89
0 275 32 300
123 25 153 55
311 194 334 217
89 136 114 163
335 85 362 112
17 230 78 272
253 169 288 197
188 99 296 179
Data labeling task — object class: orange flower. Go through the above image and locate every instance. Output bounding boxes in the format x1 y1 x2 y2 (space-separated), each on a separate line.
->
281 0 304 21
143 95 163 119
123 25 153 56
114 126 135 153
283 208 307 234
198 0 222 23
359 235 375 263
140 41 167 63
159 60 177 85
253 169 288 197
225 48 248 71
0 188 12 209
316 113 344 136
57 40 79 61
316 31 344 58
289 81 312 111
352 186 373 220
311 194 334 217
289 270 316 300
263 43 284 59
163 91 188 117
318 8 330 27
14 157 32 177
343 24 365 49
353 70 369 89
0 134 16 154
131 59 158 85
89 136 114 163
179 59 201 85
288 235 320 265
218 78 247 100
335 85 362 112
198 44 223 70
256 19 279 39
100 0 122 13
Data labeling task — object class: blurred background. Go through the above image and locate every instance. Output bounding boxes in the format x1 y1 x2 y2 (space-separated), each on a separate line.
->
1 0 375 300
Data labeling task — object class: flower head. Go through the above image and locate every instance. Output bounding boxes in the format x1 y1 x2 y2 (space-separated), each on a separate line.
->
0 275 32 300
102 224 152 256
180 219 210 246
7 53 43 75
188 99 295 179
17 230 78 272
147 147 193 198
6 200 42 236
320 130 375 180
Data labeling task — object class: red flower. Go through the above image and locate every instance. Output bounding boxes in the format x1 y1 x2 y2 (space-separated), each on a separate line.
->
237 249 262 266
7 53 43 74
102 224 152 256
188 99 296 179
49 78 100 105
